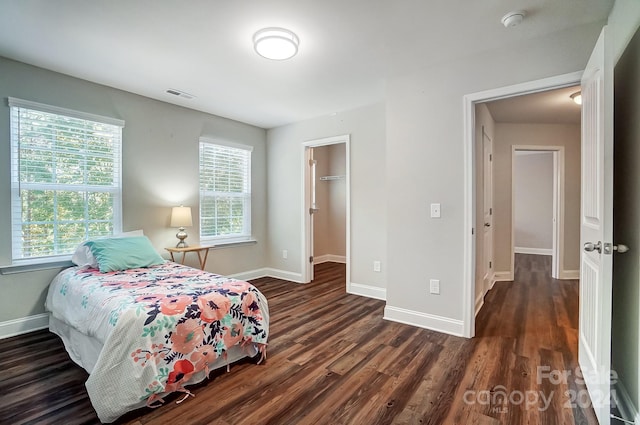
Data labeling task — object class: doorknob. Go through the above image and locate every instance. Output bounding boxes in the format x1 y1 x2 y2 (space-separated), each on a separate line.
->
603 242 629 254
584 241 602 253
484 223 491 227
614 244 629 253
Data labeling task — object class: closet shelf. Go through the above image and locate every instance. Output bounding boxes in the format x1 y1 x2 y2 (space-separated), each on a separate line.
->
319 175 345 181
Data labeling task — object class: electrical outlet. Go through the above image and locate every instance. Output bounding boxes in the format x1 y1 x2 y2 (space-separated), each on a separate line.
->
373 261 381 272
282 250 288 259
429 279 440 294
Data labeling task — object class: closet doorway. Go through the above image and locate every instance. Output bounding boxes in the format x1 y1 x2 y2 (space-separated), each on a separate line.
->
301 135 350 284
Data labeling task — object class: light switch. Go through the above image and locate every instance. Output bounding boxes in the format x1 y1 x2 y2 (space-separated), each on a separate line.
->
430 279 440 294
430 203 441 218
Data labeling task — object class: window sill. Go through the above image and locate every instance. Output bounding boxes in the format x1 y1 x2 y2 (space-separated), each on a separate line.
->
205 239 258 249
0 260 74 275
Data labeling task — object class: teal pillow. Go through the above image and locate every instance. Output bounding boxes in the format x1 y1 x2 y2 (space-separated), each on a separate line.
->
85 236 165 273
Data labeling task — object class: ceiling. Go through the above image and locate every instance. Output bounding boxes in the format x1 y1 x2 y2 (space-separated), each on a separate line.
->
0 1 612 129
485 85 582 124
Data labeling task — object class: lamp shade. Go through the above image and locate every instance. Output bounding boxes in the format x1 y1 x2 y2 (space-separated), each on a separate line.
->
170 206 193 228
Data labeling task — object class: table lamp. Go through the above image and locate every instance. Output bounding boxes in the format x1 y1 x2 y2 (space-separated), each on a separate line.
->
170 206 193 248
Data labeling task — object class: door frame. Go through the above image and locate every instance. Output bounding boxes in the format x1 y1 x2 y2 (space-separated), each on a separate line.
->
462 71 583 338
301 134 351 286
511 146 565 280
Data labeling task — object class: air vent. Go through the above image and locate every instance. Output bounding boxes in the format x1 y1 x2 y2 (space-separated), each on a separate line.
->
166 88 195 100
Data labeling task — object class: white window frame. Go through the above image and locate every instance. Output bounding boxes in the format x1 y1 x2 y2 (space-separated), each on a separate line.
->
9 97 123 264
199 138 252 244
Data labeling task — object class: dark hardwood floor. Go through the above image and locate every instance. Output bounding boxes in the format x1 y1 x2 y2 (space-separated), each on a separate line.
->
1 255 597 424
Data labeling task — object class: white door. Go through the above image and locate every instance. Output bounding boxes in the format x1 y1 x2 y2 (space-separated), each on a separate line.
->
482 128 493 293
579 26 613 425
305 148 318 281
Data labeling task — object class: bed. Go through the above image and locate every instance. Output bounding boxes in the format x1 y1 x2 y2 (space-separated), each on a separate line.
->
45 236 269 423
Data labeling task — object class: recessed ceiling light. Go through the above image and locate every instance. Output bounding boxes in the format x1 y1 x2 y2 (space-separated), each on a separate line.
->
253 27 299 60
570 91 582 105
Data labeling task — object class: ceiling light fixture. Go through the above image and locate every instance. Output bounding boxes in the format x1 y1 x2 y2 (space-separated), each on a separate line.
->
253 27 299 60
501 10 526 28
570 91 582 105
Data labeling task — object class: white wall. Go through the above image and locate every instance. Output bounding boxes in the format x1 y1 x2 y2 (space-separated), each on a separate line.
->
493 124 581 276
514 152 554 253
0 57 268 326
267 103 386 293
384 22 602 334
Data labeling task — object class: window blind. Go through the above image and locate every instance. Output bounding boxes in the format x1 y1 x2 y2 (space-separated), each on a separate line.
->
9 98 123 262
199 140 252 242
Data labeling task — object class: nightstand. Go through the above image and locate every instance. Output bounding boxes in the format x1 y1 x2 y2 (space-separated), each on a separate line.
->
165 245 214 270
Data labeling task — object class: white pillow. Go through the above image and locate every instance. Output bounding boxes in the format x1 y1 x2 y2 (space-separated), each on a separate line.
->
71 230 145 267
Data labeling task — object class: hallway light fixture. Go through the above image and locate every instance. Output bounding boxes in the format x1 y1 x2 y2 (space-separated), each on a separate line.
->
253 27 299 60
570 91 582 105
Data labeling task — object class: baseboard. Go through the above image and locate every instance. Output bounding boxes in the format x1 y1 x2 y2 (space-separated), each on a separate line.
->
313 254 347 264
493 271 514 282
475 293 485 317
559 269 579 280
228 268 270 281
613 378 640 424
263 268 305 283
348 282 386 301
0 313 49 339
514 247 552 256
383 305 464 337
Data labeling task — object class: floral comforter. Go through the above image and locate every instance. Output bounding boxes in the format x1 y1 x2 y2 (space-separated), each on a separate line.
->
45 262 269 423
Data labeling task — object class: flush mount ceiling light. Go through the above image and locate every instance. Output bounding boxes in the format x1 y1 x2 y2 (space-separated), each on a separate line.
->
501 10 526 28
253 27 299 60
570 91 582 105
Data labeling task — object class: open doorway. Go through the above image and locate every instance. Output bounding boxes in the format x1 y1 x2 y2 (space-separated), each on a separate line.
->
463 72 583 338
512 147 564 280
301 135 350 285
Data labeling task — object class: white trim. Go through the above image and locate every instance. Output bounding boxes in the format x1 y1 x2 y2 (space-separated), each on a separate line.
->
348 282 386 301
475 293 485 317
613 379 640 425
301 135 351 288
559 269 580 280
0 313 49 339
263 268 305 283
313 254 347 264
383 306 465 337
227 268 270 281
231 267 305 283
463 71 583 338
514 247 553 256
493 271 514 282
8 97 124 127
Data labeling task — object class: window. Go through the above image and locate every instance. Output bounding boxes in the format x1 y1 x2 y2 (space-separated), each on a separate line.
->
9 98 123 262
199 139 252 243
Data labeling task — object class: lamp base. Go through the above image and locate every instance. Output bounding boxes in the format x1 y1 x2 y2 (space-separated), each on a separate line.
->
175 228 188 248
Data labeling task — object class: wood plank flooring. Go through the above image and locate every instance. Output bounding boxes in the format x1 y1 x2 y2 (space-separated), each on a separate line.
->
0 255 598 424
